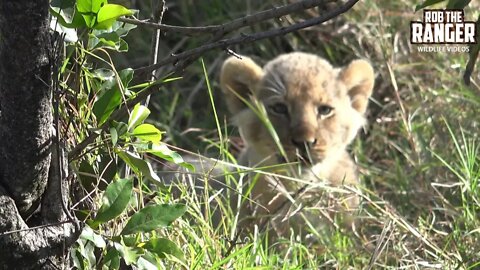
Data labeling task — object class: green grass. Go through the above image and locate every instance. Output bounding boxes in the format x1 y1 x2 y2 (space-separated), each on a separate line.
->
107 0 480 268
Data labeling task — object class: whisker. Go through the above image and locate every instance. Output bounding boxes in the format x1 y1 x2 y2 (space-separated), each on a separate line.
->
262 86 283 95
270 72 287 93
263 73 286 95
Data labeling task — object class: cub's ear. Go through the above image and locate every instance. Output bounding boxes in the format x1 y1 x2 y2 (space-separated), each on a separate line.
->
339 60 374 114
220 56 264 114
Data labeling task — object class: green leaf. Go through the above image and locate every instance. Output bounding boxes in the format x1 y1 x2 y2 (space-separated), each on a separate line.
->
117 38 129 52
116 150 161 183
80 225 106 248
49 6 87 29
76 0 93 13
93 68 116 85
77 0 107 13
94 178 133 223
111 20 137 37
110 127 118 145
119 68 134 88
82 14 96 28
50 16 79 42
103 248 120 270
415 0 446 11
113 242 142 265
136 256 158 270
92 69 117 102
112 121 128 138
128 104 150 131
93 85 122 125
77 0 109 29
71 9 89 27
97 4 133 22
88 22 135 51
74 238 97 269
95 19 115 30
132 124 162 143
137 143 195 172
88 32 119 50
91 20 136 37
92 0 108 13
95 4 134 30
121 204 187 235
145 238 185 261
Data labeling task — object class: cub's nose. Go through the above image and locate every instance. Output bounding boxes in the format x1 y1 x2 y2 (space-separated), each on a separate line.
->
291 138 317 150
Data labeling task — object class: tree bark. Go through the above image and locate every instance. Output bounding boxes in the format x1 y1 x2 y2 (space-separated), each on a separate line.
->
0 1 78 268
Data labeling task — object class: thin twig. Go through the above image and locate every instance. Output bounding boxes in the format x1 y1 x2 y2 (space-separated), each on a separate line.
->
118 0 335 36
145 0 167 106
0 220 75 237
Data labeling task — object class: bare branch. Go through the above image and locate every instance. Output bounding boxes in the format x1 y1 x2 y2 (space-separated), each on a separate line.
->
117 17 218 35
118 0 335 36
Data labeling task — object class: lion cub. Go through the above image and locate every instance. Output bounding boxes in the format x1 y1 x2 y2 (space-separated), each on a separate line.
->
220 52 374 236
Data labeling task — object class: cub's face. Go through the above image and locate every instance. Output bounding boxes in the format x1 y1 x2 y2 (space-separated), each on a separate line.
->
220 52 374 166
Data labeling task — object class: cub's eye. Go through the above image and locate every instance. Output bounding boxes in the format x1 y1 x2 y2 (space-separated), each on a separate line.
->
269 102 288 115
317 105 333 116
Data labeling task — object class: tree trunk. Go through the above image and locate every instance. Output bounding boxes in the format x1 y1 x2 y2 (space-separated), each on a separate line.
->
0 1 78 269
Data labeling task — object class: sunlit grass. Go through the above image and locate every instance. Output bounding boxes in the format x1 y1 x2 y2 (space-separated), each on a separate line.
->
117 0 480 268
